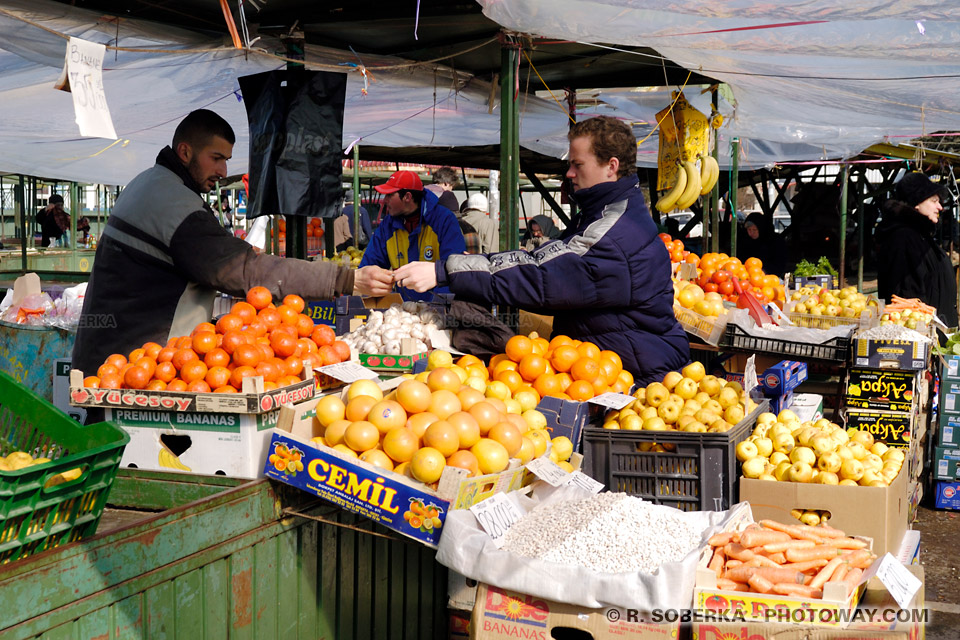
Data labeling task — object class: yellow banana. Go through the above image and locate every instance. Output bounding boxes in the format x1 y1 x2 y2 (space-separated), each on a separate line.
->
655 163 687 213
674 161 702 210
700 155 720 196
159 447 192 472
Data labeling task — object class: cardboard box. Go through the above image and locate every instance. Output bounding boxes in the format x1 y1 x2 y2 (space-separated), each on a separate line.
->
693 566 924 639
768 392 795 416
449 571 480 611
895 529 920 565
739 460 909 555
933 445 960 480
107 407 280 478
907 480 922 525
940 354 960 382
69 368 315 414
535 395 601 452
358 351 428 372
791 393 824 423
938 380 960 416
843 408 916 449
937 413 960 447
845 369 919 413
934 480 960 509
792 274 836 290
761 360 808 395
470 583 679 640
852 335 930 371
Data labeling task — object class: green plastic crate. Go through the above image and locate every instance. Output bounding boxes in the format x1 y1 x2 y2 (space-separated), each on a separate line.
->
0 370 129 564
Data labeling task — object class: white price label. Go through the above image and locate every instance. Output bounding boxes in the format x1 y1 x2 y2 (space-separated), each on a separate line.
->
56 37 117 139
862 553 922 610
469 492 524 548
567 471 604 493
526 456 572 487
318 361 380 383
588 392 635 410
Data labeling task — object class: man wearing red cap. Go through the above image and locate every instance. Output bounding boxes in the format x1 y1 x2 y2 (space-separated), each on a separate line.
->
359 170 466 301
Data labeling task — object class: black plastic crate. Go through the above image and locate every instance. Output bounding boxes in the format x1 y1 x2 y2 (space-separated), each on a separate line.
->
720 324 851 364
582 400 767 512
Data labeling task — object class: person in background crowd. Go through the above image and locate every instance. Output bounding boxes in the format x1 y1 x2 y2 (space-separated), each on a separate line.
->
333 213 353 253
394 115 690 384
425 166 461 213
737 211 786 277
341 189 372 248
76 215 91 244
876 172 958 327
522 214 560 251
458 193 500 254
37 194 67 247
358 170 466 301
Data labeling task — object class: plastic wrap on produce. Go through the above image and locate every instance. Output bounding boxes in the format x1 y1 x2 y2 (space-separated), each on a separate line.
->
732 314 854 343
435 482 751 611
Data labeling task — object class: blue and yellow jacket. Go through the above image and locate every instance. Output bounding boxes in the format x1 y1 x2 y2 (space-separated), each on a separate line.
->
359 190 466 301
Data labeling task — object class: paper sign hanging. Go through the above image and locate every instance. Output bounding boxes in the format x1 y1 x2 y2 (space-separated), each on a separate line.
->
55 37 118 139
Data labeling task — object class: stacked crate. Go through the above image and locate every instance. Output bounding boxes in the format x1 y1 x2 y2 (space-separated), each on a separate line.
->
934 356 960 509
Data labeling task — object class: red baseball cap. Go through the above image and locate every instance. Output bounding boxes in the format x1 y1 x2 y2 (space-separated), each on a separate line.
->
374 170 424 194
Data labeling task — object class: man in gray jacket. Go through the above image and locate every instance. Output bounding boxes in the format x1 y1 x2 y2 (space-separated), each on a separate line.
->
73 109 388 375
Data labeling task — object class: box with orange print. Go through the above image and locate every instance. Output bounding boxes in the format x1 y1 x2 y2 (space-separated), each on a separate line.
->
470 583 679 640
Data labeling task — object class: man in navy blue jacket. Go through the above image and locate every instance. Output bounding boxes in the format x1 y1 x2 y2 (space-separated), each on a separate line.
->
394 116 689 384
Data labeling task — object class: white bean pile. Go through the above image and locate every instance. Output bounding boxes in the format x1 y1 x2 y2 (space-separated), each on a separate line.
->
500 492 703 574
858 324 932 343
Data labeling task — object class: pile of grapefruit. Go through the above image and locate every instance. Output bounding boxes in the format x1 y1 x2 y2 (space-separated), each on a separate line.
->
82 286 350 393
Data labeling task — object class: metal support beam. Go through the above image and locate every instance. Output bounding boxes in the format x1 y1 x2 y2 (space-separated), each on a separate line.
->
498 37 520 251
352 145 361 249
709 90 720 254
729 138 740 255
18 175 26 273
839 163 849 287
856 167 865 291
520 159 570 226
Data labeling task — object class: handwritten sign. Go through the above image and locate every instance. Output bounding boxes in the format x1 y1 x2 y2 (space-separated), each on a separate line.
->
588 392 635 410
56 37 117 139
318 361 379 383
526 456 572 487
470 492 524 548
567 471 604 493
861 553 922 610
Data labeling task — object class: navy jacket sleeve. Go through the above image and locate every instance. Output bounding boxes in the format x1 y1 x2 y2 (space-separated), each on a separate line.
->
358 220 390 269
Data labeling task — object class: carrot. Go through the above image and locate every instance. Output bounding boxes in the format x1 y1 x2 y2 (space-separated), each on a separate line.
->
785 546 844 563
759 520 828 543
725 559 744 568
831 564 849 583
822 537 868 550
739 529 790 548
756 550 787 564
772 584 823 598
841 549 875 569
753 555 782 568
724 542 756 562
842 568 863 595
743 558 764 567
781 559 829 573
708 531 736 547
723 565 806 585
748 573 775 594
763 539 815 553
811 524 845 539
717 579 751 592
810 556 845 590
708 548 725 577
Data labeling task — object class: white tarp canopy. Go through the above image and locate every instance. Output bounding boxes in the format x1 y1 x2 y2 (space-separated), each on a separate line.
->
482 0 960 165
0 0 570 185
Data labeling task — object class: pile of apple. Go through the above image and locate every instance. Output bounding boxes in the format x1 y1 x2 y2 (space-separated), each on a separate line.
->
788 285 879 322
736 410 904 486
672 279 726 318
601 362 756 433
879 310 934 330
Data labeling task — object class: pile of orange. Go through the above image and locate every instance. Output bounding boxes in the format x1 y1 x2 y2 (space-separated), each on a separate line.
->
82 286 350 393
488 334 634 403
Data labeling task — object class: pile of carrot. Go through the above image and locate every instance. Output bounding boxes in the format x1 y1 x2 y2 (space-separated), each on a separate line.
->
886 295 936 315
706 519 876 599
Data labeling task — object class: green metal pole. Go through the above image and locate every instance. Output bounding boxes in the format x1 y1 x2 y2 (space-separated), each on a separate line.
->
352 145 361 249
499 39 520 252
839 163 849 288
729 138 740 256
70 182 79 261
708 90 719 255
857 171 864 291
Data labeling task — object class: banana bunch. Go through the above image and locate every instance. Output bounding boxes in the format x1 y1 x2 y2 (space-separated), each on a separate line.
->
159 447 192 472
699 155 719 196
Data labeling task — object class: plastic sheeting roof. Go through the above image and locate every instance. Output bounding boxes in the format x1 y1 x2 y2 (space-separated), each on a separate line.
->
480 0 960 165
0 0 570 185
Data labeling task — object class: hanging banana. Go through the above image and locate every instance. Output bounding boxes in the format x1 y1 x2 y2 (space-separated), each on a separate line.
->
700 155 720 196
674 161 702 210
655 162 687 213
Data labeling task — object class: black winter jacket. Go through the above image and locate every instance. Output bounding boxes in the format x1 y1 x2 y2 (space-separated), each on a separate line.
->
73 147 354 375
875 199 957 327
437 174 690 385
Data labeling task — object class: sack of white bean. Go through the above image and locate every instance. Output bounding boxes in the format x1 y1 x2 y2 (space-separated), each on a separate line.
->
436 482 752 611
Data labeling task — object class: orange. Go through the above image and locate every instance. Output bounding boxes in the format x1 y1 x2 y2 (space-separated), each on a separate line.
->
192 332 217 355
270 332 298 358
204 347 231 368
495 369 523 394
230 365 257 390
428 389 461 420
570 358 600 383
191 322 216 336
555 372 573 392
215 313 243 334
180 360 208 384
367 400 408 434
297 338 316 355
233 343 263 367
345 395 378 422
142 342 163 359
409 448 446 484
97 363 119 379
175 336 193 349
205 366 232 389
447 411 481 449
396 380 432 414
504 335 534 363
214 385 238 393
599 350 622 369
145 380 167 391
406 412 440 438
446 450 480 477
255 360 281 383
128 347 146 363
166 379 188 392
533 373 562 398
246 286 273 310
100 372 123 389
423 421 460 457
134 356 157 377
332 341 351 362
531 337 549 356
575 341 601 361
597 358 620 386
566 380 595 401
359 449 394 472
550 345 579 373
744 257 763 271
246 321 268 338
154 361 177 383
468 401 501 435
295 315 315 338
258 308 282 330
456 354 484 369
283 294 306 314
471 438 509 474
492 359 519 378
123 366 151 390
283 356 304 377
344 421 381 452
427 368 461 393
517 354 547 382
617 369 634 389
318 345 340 365
276 304 299 326
548 334 573 351
382 427 420 463
83 375 101 388
156 347 177 363
186 379 212 393
172 348 199 371
311 325 335 347
231 301 257 324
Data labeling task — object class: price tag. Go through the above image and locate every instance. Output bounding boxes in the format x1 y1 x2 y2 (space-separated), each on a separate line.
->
318 361 380 383
55 37 117 139
588 392 635 410
567 471 604 493
861 553 922 610
469 492 524 548
526 456 572 487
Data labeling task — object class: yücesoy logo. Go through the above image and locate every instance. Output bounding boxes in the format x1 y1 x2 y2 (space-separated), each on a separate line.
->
484 586 549 626
71 388 192 411
259 383 314 411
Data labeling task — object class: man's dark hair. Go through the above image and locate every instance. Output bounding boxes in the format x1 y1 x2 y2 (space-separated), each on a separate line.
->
431 167 458 187
173 109 236 149
48 194 64 205
398 189 424 207
567 116 637 179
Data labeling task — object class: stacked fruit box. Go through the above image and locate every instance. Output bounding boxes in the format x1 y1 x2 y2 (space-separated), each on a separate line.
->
934 356 960 508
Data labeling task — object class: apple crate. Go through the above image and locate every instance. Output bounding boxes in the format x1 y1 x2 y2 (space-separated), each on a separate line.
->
784 300 879 331
673 303 728 346
581 400 768 512
720 324 851 364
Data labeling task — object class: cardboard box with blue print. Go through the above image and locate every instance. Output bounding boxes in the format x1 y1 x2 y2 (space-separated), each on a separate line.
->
852 333 929 371
934 481 960 509
845 369 919 413
759 360 807 395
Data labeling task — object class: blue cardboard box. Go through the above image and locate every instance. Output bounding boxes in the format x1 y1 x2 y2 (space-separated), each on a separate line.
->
760 360 808 395
768 392 795 416
535 396 604 452
935 481 960 510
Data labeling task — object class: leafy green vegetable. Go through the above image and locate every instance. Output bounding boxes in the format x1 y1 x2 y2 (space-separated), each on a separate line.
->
793 257 837 278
